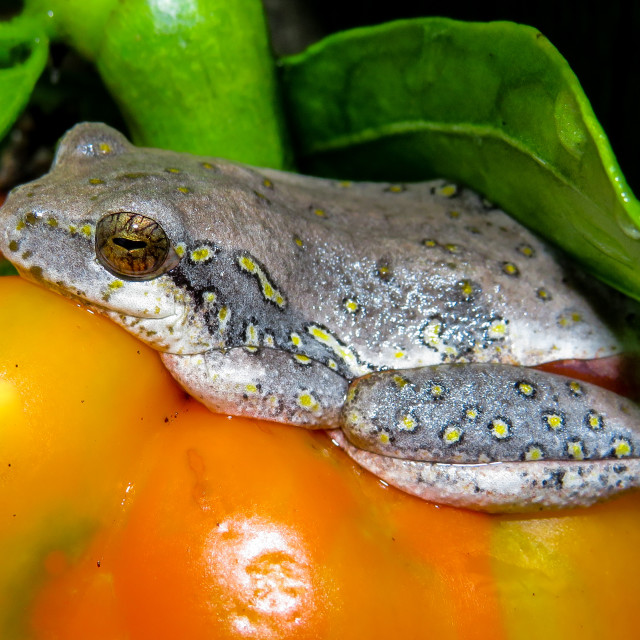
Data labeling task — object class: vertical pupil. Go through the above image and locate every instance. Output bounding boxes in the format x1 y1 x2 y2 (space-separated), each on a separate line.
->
113 237 147 251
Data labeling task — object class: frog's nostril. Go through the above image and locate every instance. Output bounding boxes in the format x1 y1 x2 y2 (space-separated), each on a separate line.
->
113 237 147 251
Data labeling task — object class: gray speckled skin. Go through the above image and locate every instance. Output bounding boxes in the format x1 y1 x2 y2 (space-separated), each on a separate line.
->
1 123 639 512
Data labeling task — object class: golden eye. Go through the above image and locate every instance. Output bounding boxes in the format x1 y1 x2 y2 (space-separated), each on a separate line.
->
95 212 179 279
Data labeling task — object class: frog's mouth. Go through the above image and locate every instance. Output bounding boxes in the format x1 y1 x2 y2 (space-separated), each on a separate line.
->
16 263 213 355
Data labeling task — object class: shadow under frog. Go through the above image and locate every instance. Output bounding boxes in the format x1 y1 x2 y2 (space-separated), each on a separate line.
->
1 122 639 512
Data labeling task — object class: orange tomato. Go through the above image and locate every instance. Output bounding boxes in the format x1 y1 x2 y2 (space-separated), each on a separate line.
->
1 276 639 640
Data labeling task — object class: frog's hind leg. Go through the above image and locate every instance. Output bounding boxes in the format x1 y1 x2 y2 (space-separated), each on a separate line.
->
337 364 640 512
162 347 348 427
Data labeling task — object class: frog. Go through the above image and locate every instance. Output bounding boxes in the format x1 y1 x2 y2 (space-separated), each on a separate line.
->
1 122 639 513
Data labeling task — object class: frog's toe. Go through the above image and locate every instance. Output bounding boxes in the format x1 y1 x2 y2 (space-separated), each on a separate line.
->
338 363 640 511
330 429 640 512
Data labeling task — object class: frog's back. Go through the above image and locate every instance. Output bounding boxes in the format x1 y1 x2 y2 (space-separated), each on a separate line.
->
251 167 639 373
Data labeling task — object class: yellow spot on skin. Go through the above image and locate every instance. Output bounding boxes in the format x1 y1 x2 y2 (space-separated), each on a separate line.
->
98 142 111 153
166 167 181 173
245 384 258 394
518 244 536 257
613 438 632 458
438 184 457 197
393 375 410 388
25 212 37 225
245 324 259 346
448 210 460 218
490 418 510 439
536 288 552 301
297 390 320 412
586 412 603 430
294 236 304 248
423 319 442 347
568 441 585 460
568 381 583 396
338 181 352 188
203 291 216 303
89 178 104 185
306 324 365 374
442 425 462 444
423 239 437 248
558 312 583 327
344 298 359 313
218 306 229 334
177 187 190 194
264 334 275 347
237 255 286 308
290 333 301 347
174 243 186 257
487 319 508 339
313 208 326 217
544 413 564 430
202 162 214 169
387 185 404 193
517 382 535 397
294 354 312 365
15 220 25 231
525 446 544 461
444 244 459 254
47 217 58 227
80 224 92 237
109 280 124 290
502 262 519 276
466 408 478 419
154 306 161 315
239 256 256 272
328 360 338 370
191 247 210 262
430 384 444 398
459 280 474 297
8 240 18 252
262 178 273 189
379 432 390 444
395 351 405 359
309 326 329 341
399 414 417 431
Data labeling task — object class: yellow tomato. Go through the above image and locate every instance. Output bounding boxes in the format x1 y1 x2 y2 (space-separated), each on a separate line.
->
1 276 639 640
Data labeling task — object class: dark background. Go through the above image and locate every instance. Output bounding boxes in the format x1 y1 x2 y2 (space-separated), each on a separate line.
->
3 0 638 190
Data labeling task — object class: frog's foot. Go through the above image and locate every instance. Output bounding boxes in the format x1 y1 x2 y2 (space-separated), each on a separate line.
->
337 364 640 512
162 347 348 427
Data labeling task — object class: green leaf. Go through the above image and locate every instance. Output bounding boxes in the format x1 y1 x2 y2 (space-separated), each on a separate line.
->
0 15 48 141
0 259 18 277
24 0 291 169
280 18 640 301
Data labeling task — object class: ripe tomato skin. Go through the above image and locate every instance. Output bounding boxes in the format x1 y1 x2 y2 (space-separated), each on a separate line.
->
1 277 640 640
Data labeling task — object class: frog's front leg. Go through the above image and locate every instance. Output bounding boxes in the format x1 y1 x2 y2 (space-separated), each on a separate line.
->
336 364 640 512
161 347 348 427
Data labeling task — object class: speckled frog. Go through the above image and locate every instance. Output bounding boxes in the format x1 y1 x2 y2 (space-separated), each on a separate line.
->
2 123 640 512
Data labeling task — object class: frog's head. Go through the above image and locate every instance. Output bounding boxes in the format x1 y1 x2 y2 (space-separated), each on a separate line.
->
0 122 233 355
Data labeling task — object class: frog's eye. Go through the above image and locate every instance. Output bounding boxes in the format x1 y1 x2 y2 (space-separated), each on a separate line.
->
95 212 180 280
